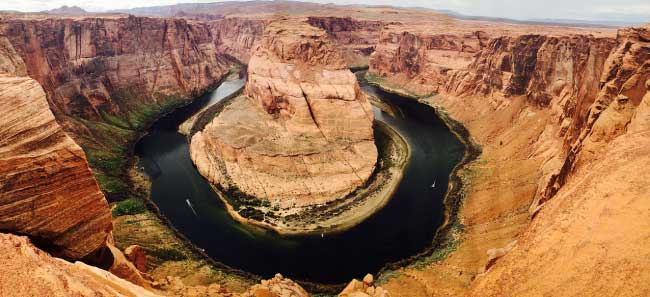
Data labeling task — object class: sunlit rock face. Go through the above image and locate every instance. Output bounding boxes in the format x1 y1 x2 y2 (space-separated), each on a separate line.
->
0 16 234 197
208 17 268 63
0 233 161 297
307 16 385 67
0 37 112 260
191 19 377 208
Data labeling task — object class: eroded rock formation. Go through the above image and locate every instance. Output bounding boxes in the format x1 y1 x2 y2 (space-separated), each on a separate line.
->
2 4 649 296
370 27 490 95
191 18 377 209
339 274 390 297
241 274 309 297
0 233 161 297
0 16 233 197
307 16 386 67
539 25 650 205
208 18 268 63
1 232 312 297
368 22 650 297
470 76 650 296
0 39 112 259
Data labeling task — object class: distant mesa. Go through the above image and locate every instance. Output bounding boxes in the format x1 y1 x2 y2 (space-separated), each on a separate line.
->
43 5 88 15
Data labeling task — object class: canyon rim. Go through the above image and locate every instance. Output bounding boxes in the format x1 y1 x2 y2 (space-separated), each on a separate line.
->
0 1 649 297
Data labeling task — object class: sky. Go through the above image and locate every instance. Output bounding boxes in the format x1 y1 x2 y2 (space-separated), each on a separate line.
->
2 0 649 23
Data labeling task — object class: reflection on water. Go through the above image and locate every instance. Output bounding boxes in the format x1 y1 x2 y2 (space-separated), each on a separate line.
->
135 75 464 284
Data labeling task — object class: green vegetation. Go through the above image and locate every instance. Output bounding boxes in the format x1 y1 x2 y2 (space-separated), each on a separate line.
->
75 88 187 199
112 197 147 217
147 247 188 261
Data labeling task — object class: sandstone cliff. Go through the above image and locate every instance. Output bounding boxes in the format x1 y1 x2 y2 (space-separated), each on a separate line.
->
307 16 386 68
368 22 650 297
540 25 650 205
370 26 489 95
466 29 650 295
470 77 650 297
371 27 618 206
0 233 161 297
2 7 647 297
0 37 112 259
1 232 311 297
208 17 268 63
0 16 233 197
191 18 377 209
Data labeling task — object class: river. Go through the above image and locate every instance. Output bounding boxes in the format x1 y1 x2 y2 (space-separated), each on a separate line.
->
134 73 464 284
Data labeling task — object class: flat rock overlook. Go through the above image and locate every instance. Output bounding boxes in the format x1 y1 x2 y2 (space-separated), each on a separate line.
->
0 2 649 297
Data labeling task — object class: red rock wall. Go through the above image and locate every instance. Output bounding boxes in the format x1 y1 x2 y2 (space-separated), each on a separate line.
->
1 16 231 124
307 16 386 67
371 29 489 94
0 36 111 259
540 25 650 204
370 28 623 207
208 17 268 63
0 16 235 198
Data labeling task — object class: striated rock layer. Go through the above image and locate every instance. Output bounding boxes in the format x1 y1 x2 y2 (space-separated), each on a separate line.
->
371 27 489 95
0 38 112 259
307 16 386 68
191 19 377 208
208 17 268 63
469 27 650 296
0 16 233 197
470 79 650 296
368 22 650 297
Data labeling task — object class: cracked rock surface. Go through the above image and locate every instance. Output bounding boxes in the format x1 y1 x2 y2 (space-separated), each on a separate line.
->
191 19 377 208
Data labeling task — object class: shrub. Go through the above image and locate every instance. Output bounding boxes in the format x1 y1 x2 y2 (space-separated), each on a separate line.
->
112 198 146 217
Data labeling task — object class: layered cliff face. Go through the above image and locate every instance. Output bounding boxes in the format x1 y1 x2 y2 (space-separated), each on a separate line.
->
470 81 650 297
449 35 615 144
371 29 617 207
208 17 268 63
307 17 386 68
369 23 650 296
0 16 232 197
0 38 112 259
370 27 489 95
540 25 650 204
191 19 377 209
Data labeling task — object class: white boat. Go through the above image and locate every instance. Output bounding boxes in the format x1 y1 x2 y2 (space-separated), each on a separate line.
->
186 199 198 216
431 179 436 188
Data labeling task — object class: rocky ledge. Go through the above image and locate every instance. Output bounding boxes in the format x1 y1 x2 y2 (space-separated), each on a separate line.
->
190 19 408 234
0 71 111 259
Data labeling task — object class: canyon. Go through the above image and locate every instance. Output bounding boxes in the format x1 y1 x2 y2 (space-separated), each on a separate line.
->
0 2 649 297
0 15 234 198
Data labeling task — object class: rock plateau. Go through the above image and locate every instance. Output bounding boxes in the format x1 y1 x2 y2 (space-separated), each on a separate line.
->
191 19 377 209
